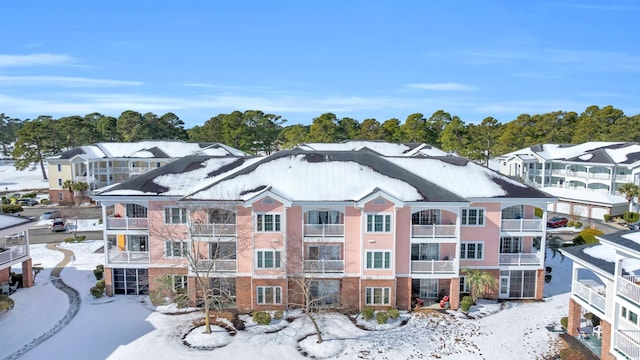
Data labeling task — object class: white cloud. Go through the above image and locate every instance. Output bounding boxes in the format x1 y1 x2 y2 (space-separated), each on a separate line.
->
0 76 142 87
406 82 478 91
0 53 75 67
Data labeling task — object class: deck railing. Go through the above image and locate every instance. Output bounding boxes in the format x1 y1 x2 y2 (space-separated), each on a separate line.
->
615 330 640 360
106 217 149 230
107 250 149 264
573 280 606 313
618 276 640 304
303 259 344 273
410 260 456 274
192 259 237 272
0 245 29 265
192 224 237 238
498 252 541 266
500 219 544 232
303 224 345 237
411 224 456 238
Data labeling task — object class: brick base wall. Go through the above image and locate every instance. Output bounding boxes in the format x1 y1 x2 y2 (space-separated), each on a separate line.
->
21 258 33 288
251 278 287 311
147 267 188 304
535 269 544 300
448 278 460 310
104 267 113 296
396 277 411 311
236 277 252 313
600 320 615 360
0 268 9 284
567 298 582 336
342 277 360 311
361 279 395 310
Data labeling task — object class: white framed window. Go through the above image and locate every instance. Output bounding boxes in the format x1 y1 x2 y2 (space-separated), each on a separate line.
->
366 251 391 269
366 214 392 233
622 306 638 325
256 213 281 232
461 208 485 226
365 287 390 305
500 236 522 253
256 250 282 269
57 164 62 172
502 205 523 219
168 274 188 291
58 178 62 186
257 286 282 304
460 242 484 260
164 207 187 224
165 240 188 257
459 276 470 293
411 209 440 225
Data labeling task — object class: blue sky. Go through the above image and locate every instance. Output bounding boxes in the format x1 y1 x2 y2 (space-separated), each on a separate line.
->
1 1 639 128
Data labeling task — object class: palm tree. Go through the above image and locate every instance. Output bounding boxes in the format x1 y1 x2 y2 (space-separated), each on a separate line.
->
72 181 89 205
62 180 74 204
535 235 564 261
618 182 640 215
463 268 498 303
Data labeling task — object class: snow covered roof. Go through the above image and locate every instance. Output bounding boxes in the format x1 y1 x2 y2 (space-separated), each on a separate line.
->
0 214 36 235
500 142 640 165
598 231 640 258
563 241 640 276
297 141 449 157
53 141 247 160
540 187 627 206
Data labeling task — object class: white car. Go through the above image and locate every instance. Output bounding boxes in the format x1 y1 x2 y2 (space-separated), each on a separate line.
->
629 222 640 231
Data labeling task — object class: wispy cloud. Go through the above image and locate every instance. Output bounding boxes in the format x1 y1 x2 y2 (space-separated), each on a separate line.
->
0 76 142 87
570 2 639 11
406 82 478 91
0 53 76 67
476 99 589 116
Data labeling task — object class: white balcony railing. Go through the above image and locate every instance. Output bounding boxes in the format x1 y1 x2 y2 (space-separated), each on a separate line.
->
588 172 611 180
106 217 149 230
618 276 640 304
615 330 640 360
192 224 237 238
498 252 541 266
303 224 345 237
615 174 633 182
303 259 344 273
107 250 149 264
410 260 456 274
0 245 29 265
193 259 237 272
573 280 606 313
500 219 544 232
411 224 457 238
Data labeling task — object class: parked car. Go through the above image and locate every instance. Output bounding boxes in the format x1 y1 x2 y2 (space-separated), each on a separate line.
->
547 216 569 228
629 222 640 231
40 210 62 220
18 198 39 206
51 218 67 232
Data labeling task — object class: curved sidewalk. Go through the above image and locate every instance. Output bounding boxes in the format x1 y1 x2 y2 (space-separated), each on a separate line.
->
5 244 81 360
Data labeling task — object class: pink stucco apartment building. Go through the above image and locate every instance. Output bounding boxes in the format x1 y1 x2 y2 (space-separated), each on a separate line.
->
91 141 555 311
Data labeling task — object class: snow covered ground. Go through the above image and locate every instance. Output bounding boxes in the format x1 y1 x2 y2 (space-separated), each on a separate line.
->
0 160 48 193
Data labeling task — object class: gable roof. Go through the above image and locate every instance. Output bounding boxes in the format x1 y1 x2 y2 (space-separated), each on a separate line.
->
500 142 640 165
561 244 615 277
54 141 247 160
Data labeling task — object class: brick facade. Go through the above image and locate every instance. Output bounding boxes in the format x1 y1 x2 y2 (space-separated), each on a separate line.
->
396 277 412 310
360 279 395 310
600 320 615 360
567 298 582 336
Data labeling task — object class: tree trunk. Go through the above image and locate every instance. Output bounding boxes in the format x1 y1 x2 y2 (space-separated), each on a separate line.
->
39 158 48 180
204 305 212 334
306 312 323 343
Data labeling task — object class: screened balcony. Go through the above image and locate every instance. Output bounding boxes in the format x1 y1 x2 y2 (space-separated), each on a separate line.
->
304 244 344 273
303 210 344 239
411 209 457 238
105 203 149 230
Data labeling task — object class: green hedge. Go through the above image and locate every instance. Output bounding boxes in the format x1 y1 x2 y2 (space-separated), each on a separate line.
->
1 204 23 213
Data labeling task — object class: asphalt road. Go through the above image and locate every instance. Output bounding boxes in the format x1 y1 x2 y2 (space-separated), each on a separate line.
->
18 206 104 244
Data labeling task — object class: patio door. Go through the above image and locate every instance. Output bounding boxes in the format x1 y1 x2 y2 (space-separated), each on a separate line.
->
499 271 509 298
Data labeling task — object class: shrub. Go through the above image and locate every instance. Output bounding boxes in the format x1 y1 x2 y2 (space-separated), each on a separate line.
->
567 221 575 227
376 311 389 324
273 310 284 320
560 316 568 329
96 279 106 290
362 307 374 321
624 212 640 223
572 235 585 246
1 204 23 213
40 199 50 205
387 308 400 320
577 228 604 244
0 295 15 313
603 214 611 222
90 286 104 298
575 222 582 229
584 312 600 327
93 265 104 280
461 296 473 312
252 311 272 325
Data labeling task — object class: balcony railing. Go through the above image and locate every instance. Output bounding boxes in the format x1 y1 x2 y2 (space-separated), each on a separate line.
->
303 224 345 237
192 259 237 272
106 217 149 230
107 250 149 264
303 259 344 273
618 276 640 304
615 330 640 360
410 260 456 274
573 280 606 313
0 245 29 265
588 172 611 180
498 252 541 266
615 174 633 182
411 224 456 238
192 224 237 238
500 219 544 232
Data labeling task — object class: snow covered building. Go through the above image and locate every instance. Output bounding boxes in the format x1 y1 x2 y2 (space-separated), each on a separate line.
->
561 231 640 360
496 142 640 219
0 214 36 290
91 141 555 312
46 141 248 204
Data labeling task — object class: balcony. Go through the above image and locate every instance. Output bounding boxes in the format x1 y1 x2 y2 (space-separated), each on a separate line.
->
618 275 640 304
500 219 544 232
192 224 237 238
303 224 344 238
303 259 344 273
107 250 149 264
0 245 29 265
106 217 149 230
410 259 456 274
498 252 541 266
573 280 606 314
411 224 456 238
615 174 633 182
615 330 640 360
192 259 237 273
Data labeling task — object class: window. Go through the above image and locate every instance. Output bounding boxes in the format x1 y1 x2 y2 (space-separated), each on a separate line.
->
502 205 523 219
366 251 391 269
459 276 470 293
500 237 522 253
209 242 236 259
167 275 188 291
58 193 63 201
165 240 187 257
460 242 484 260
256 213 281 232
58 178 62 186
365 287 390 305
622 306 638 325
257 286 282 304
164 208 187 224
366 214 392 232
412 210 440 225
308 210 341 224
209 209 236 224
126 204 148 218
256 250 281 268
308 245 340 260
57 164 62 172
310 280 341 305
461 208 485 226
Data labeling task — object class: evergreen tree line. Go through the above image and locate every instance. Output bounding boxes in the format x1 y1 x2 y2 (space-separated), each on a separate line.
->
3 105 640 175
